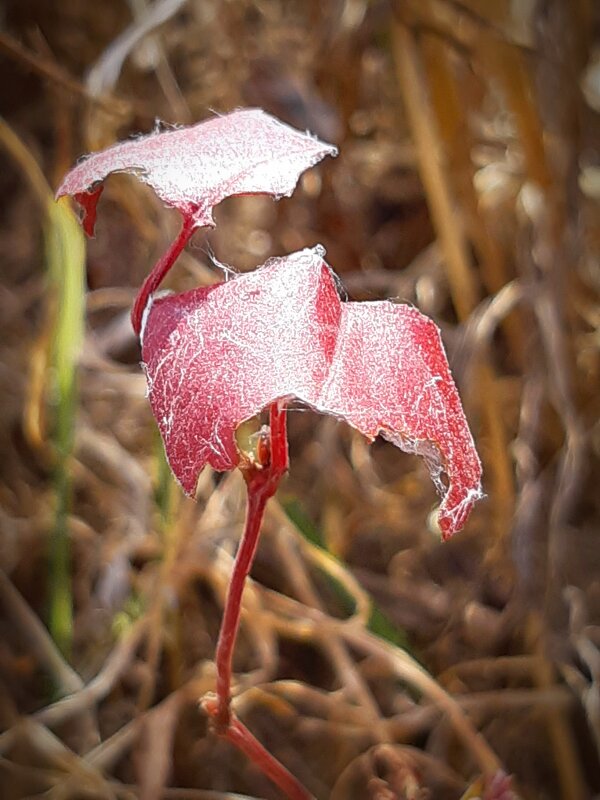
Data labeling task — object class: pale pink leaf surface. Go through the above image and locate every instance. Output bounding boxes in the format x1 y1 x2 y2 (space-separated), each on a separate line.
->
141 247 482 538
56 109 338 234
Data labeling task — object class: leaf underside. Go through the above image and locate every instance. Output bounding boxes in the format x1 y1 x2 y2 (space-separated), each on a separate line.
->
141 247 482 539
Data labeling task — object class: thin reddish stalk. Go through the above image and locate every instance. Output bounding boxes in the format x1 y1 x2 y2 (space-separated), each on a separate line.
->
202 693 312 800
268 399 290 480
214 400 289 730
204 401 309 799
226 716 311 800
131 215 196 335
213 479 269 729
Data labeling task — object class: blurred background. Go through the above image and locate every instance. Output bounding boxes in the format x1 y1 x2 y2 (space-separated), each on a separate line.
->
0 1 599 798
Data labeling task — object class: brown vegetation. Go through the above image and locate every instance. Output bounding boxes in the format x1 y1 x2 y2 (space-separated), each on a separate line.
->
0 1 599 798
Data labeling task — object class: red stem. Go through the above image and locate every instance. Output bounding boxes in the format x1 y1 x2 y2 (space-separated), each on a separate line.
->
131 215 196 336
269 399 290 479
213 476 269 728
226 716 311 800
214 400 289 730
204 401 311 799
202 695 311 800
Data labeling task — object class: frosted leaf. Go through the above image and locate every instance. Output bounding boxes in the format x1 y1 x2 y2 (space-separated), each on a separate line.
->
141 246 483 539
56 109 338 233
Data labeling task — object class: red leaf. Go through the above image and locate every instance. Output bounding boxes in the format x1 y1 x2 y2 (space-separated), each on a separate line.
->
141 247 482 539
56 109 337 234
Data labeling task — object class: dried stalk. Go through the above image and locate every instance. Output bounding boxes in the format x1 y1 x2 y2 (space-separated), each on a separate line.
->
391 18 515 537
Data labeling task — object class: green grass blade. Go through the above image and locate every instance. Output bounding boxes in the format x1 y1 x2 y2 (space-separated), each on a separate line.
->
46 199 85 656
0 118 86 657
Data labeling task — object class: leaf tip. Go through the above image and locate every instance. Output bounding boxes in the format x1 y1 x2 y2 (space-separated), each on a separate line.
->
73 187 103 237
437 482 485 540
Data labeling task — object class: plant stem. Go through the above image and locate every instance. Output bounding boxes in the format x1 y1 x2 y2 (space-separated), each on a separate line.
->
214 400 289 731
131 214 196 336
226 716 311 800
213 481 269 729
205 401 312 799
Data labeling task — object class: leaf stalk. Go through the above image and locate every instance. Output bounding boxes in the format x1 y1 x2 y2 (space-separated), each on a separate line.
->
203 400 312 799
132 214 196 335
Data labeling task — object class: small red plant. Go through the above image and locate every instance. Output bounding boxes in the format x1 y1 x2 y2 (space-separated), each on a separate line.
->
58 109 483 800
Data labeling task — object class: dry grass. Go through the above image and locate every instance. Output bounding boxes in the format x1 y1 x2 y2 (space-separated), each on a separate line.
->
0 1 599 798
